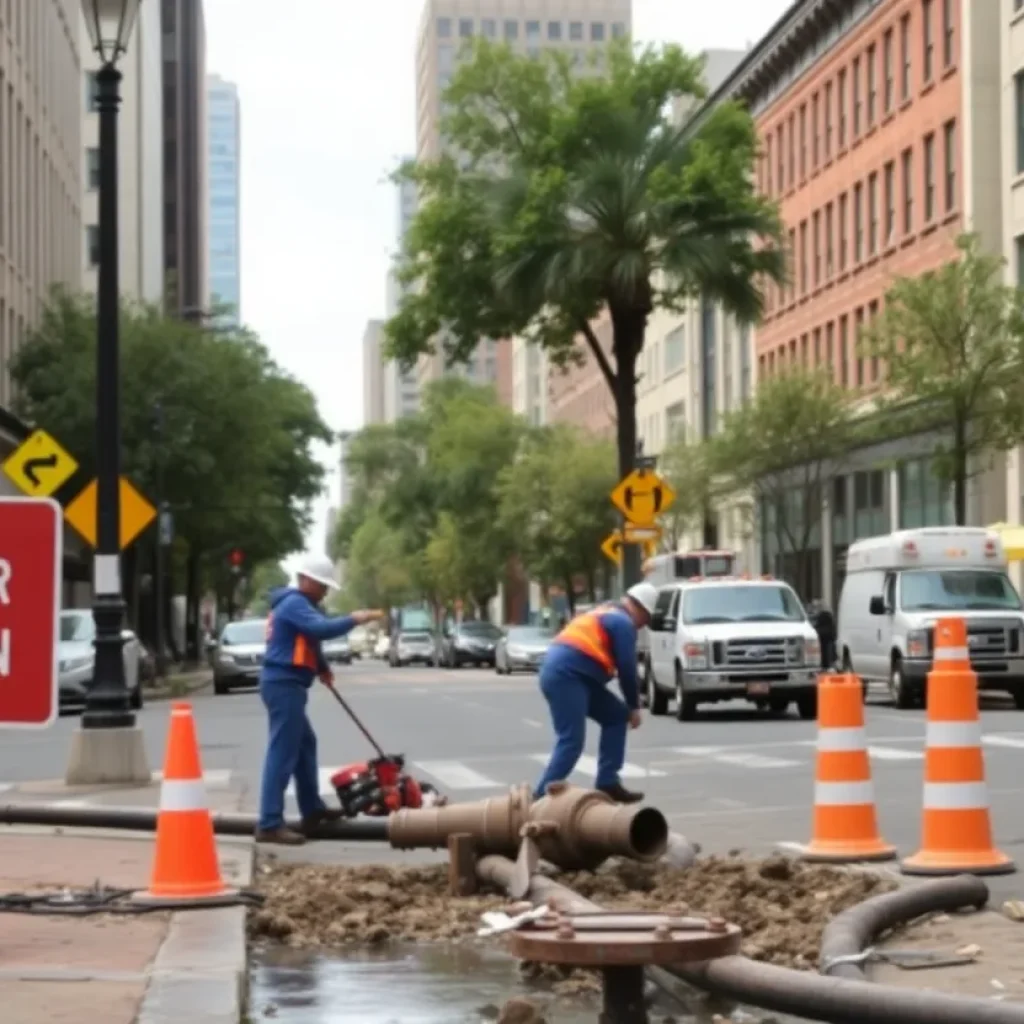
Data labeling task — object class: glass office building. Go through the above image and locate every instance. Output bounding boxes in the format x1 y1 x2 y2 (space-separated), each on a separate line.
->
206 74 240 324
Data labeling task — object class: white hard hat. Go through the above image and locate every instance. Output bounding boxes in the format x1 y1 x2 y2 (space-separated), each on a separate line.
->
296 554 339 590
625 582 658 616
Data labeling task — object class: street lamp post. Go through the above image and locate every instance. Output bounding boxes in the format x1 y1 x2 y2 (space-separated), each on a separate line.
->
67 0 149 784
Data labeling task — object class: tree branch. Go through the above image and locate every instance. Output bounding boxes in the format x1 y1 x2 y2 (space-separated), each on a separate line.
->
580 319 617 392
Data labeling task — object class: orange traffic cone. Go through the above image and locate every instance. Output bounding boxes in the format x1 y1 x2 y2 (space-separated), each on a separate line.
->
135 702 236 903
802 673 895 863
902 617 1014 876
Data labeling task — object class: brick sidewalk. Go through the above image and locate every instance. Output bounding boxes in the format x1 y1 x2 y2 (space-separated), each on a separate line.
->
0 828 251 1024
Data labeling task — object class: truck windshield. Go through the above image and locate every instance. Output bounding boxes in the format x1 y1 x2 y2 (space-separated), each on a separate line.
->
682 585 805 624
900 570 1022 612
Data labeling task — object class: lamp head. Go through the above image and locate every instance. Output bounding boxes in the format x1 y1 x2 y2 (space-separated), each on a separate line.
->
81 0 142 65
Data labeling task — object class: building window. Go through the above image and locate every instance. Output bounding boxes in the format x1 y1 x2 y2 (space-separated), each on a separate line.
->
665 401 686 441
525 20 540 40
504 19 519 39
591 22 605 41
924 131 936 221
884 160 895 244
942 0 954 68
612 22 626 39
868 300 880 381
824 81 833 158
788 228 796 302
825 201 834 276
826 321 835 372
86 148 100 190
902 147 914 232
701 300 717 438
437 16 452 37
883 29 894 113
866 45 876 126
739 324 751 402
839 315 849 387
854 470 886 538
481 18 496 38
852 56 861 135
943 119 956 212
801 333 809 366
569 21 582 40
547 20 561 40
838 192 848 271
854 307 865 386
1016 73 1024 174
788 112 795 183
765 135 773 194
799 104 806 178
86 71 100 111
837 68 847 147
777 124 784 191
458 17 473 37
799 220 808 293
853 183 863 262
664 325 685 375
86 225 100 267
922 0 934 83
899 457 952 528
811 93 819 167
900 14 911 100
868 173 878 255
813 210 821 285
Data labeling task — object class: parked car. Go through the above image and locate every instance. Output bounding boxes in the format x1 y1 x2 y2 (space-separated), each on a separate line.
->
374 634 391 660
322 635 352 666
389 628 437 667
495 625 555 675
439 620 502 669
58 610 143 711
347 626 371 659
211 617 268 695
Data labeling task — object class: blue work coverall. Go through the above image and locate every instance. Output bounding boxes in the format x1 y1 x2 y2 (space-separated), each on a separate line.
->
257 587 357 831
533 603 640 798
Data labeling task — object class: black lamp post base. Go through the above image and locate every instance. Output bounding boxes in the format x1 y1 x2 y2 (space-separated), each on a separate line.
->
82 592 136 730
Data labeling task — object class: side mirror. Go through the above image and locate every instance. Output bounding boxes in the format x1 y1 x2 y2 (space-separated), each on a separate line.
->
869 595 887 616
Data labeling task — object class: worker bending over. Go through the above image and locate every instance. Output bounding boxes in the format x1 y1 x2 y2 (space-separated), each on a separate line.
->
533 583 658 804
256 555 384 845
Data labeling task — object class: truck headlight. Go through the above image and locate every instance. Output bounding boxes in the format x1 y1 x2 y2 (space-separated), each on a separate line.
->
683 641 709 670
218 653 236 665
906 629 930 659
804 638 820 664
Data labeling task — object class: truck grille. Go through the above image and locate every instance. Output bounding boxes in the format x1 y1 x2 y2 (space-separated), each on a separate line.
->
965 625 1009 660
717 637 789 668
235 653 263 667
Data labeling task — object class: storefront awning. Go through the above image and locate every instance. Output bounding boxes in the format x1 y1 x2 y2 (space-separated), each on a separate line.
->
987 523 1024 562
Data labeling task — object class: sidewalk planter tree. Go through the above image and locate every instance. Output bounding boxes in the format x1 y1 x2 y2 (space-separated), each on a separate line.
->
860 233 1024 524
385 39 784 585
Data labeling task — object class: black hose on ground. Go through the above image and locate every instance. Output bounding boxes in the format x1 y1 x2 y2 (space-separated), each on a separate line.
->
0 803 390 842
819 874 988 980
480 857 1024 1024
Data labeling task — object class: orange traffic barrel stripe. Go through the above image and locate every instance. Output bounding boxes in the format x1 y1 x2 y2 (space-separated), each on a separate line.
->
803 673 895 863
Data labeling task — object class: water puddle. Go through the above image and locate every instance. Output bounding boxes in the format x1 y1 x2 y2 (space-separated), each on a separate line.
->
251 944 627 1023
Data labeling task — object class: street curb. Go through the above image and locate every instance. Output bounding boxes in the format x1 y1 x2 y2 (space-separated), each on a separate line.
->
144 673 213 702
136 838 254 1024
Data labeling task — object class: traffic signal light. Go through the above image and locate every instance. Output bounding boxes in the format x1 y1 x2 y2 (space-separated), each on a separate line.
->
229 548 244 567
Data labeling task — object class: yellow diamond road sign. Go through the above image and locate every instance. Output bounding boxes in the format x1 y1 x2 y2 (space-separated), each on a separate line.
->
64 476 157 550
609 468 676 528
2 429 79 498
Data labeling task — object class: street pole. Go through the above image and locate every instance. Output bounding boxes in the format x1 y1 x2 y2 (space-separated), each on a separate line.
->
82 62 132 731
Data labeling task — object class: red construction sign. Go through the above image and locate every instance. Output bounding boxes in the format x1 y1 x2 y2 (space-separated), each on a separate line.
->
0 497 62 728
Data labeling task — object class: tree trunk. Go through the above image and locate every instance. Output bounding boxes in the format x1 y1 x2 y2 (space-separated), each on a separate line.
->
185 548 201 664
953 417 968 525
610 309 644 587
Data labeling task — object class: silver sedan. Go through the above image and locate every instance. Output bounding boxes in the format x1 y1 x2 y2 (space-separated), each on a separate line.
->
495 625 555 675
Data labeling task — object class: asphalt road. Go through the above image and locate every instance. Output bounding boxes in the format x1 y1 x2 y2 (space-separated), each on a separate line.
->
6 660 1024 895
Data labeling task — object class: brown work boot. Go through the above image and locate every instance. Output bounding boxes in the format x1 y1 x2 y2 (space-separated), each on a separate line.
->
255 826 306 846
300 807 346 834
598 782 644 804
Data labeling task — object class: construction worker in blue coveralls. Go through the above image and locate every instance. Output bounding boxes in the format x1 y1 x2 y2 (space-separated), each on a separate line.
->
255 555 384 846
533 582 659 805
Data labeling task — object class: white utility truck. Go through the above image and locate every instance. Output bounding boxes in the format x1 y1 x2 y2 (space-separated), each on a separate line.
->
644 575 821 720
836 527 1024 709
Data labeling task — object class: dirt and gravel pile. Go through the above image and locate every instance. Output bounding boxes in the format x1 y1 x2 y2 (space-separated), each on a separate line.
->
249 853 895 971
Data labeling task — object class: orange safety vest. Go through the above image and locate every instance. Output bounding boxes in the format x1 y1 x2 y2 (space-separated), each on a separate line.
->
265 613 319 670
554 604 618 675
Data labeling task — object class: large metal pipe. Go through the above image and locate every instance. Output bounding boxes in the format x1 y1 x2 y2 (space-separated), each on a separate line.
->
0 803 389 841
480 857 1024 1024
819 874 988 980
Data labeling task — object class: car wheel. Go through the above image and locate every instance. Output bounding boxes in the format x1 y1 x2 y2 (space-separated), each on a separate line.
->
130 686 143 710
647 664 668 716
888 656 915 710
767 695 790 716
1013 688 1024 710
796 690 818 720
674 665 697 721
214 677 229 695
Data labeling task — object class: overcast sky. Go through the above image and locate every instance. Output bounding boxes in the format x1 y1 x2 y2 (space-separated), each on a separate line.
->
203 0 792 564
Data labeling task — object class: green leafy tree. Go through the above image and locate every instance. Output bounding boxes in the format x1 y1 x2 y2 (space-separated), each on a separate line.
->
386 38 784 584
658 438 715 551
12 291 331 649
706 369 861 599
345 515 415 609
245 561 289 616
860 233 1024 524
499 425 618 606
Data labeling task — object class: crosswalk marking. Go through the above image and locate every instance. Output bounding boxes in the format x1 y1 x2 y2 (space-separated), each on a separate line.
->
413 761 505 790
867 745 923 761
983 735 1024 749
705 751 801 769
527 754 667 780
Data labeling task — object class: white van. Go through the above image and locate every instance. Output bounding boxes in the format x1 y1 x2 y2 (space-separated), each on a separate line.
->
645 577 820 721
837 527 1024 709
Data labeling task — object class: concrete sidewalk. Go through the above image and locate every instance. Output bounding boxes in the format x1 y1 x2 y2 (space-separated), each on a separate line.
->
0 827 252 1024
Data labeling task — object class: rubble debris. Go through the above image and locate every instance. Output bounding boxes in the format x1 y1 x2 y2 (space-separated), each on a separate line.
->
495 996 548 1023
